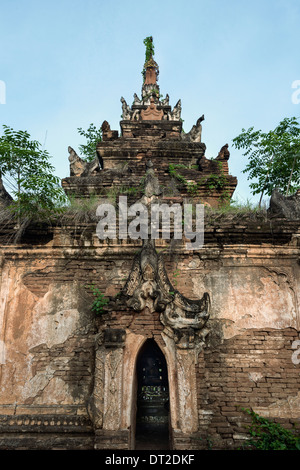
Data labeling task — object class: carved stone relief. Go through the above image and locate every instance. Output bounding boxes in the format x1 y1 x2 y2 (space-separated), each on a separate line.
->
120 97 132 120
88 336 105 429
120 87 181 122
122 239 210 340
88 330 126 431
68 146 100 177
140 97 164 121
103 347 124 431
182 115 204 143
168 99 182 121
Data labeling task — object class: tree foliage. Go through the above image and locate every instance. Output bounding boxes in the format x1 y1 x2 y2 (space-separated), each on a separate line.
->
77 123 102 162
232 117 300 201
0 125 67 221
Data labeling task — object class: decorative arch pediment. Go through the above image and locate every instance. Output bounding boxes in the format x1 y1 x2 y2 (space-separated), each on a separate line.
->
119 239 210 347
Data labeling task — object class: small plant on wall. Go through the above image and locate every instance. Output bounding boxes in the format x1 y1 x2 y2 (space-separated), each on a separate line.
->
241 408 300 450
168 162 229 201
86 284 109 315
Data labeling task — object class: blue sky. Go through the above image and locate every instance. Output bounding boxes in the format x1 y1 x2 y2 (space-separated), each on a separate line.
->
1 0 299 204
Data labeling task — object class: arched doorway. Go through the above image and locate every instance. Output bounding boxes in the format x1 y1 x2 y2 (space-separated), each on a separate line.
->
135 339 170 450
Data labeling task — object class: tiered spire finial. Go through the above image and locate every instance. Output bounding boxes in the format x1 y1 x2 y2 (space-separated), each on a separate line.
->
119 36 182 123
142 36 159 86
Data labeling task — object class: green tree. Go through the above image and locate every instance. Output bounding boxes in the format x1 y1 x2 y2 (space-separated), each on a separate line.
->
77 123 102 162
0 125 67 223
232 117 300 206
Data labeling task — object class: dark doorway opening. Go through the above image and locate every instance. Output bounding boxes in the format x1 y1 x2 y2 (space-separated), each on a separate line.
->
135 339 170 450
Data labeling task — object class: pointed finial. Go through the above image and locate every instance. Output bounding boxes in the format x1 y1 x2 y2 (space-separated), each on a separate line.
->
142 36 159 84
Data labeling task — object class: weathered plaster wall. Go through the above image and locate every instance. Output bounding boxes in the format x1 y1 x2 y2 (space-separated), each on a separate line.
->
0 229 299 449
0 254 95 415
162 244 300 449
164 245 300 334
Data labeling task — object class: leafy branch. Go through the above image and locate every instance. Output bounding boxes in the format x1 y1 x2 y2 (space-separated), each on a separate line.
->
232 116 300 205
77 123 102 162
0 125 67 227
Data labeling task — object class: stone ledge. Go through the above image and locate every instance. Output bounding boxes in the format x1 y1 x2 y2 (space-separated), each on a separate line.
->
0 405 88 415
0 434 94 450
94 429 130 450
0 414 93 433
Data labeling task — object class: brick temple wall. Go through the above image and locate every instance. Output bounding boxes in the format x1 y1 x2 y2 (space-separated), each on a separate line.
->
0 219 299 449
196 328 300 449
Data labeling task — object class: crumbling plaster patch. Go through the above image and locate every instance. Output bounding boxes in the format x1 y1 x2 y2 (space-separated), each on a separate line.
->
0 266 90 404
254 392 300 419
29 286 81 349
192 265 298 339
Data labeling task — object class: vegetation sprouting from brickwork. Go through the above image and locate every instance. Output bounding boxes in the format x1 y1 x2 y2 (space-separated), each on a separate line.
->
240 408 300 450
168 162 231 203
86 284 109 315
142 36 156 82
143 36 155 62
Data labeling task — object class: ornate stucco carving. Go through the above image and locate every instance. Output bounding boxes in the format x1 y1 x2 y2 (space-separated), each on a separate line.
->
140 97 164 121
68 146 100 177
88 330 126 430
170 99 182 121
87 334 105 429
122 239 210 348
161 94 169 106
268 188 300 219
120 97 132 120
182 115 204 143
120 49 181 123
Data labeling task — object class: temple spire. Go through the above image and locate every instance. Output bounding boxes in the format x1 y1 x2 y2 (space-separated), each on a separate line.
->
142 36 160 101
